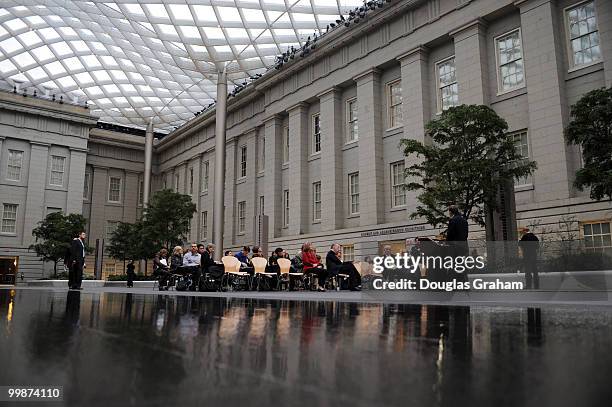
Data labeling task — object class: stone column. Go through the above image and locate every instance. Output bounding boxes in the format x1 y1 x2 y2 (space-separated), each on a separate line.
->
190 157 201 242
66 147 87 215
398 46 431 213
89 166 108 243
245 129 258 244
224 139 237 246
516 0 572 200
287 102 309 235
263 115 282 239
22 142 49 246
354 69 384 226
451 19 489 105
318 87 343 231
595 0 612 87
123 170 139 223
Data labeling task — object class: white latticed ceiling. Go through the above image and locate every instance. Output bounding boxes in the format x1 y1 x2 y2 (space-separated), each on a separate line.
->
0 0 364 132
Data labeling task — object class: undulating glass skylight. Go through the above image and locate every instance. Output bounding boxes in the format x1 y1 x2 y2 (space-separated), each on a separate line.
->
0 0 364 132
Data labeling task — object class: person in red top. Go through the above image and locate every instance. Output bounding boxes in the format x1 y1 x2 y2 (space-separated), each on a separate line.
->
302 242 328 292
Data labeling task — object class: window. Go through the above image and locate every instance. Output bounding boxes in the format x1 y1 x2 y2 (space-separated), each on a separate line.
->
138 179 144 205
342 244 355 262
259 136 265 172
512 131 531 186
566 1 601 69
1 204 17 234
282 126 289 164
7 150 23 181
46 207 62 215
83 172 90 200
49 156 65 186
495 29 524 92
239 145 247 178
174 173 180 192
104 263 116 275
436 56 458 112
189 168 194 194
105 220 118 240
387 80 403 128
312 181 321 222
259 196 265 215
201 211 208 240
202 161 209 191
108 177 121 202
583 221 612 253
283 189 289 228
312 114 321 154
348 172 360 215
391 161 406 207
347 98 358 142
238 201 246 234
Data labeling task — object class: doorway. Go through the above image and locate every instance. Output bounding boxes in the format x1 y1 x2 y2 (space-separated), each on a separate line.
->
0 256 18 284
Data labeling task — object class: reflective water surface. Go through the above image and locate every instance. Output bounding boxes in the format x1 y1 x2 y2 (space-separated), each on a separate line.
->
1 289 612 407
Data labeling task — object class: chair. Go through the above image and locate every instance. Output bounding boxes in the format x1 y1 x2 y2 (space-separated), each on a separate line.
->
251 257 276 290
277 258 301 290
333 262 352 291
221 256 249 290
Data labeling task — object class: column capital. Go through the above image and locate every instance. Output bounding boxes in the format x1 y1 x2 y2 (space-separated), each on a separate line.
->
397 46 429 64
316 86 341 100
263 113 283 124
449 18 488 40
353 68 381 83
286 102 309 114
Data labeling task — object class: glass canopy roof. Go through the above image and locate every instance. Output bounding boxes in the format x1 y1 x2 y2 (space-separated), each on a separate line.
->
0 0 365 132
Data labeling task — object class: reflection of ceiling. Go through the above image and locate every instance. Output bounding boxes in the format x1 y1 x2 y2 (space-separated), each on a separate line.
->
0 1 364 132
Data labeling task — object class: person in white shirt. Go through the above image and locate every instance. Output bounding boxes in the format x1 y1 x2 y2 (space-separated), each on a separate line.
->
183 243 201 291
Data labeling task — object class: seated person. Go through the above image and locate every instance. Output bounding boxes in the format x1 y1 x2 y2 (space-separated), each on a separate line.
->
153 248 170 290
170 246 184 272
183 243 201 291
267 247 284 274
224 250 233 256
302 242 327 292
200 243 224 279
235 246 251 267
326 243 361 291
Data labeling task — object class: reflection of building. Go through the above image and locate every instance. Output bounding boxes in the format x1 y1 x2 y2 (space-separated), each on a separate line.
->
2 0 612 277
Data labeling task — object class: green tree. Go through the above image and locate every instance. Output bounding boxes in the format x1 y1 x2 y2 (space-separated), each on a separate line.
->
400 104 537 228
141 189 196 250
107 222 137 274
565 87 612 200
29 212 88 278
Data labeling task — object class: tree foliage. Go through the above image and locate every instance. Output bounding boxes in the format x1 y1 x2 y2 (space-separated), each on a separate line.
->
400 104 537 228
141 189 196 250
29 212 88 277
565 87 612 201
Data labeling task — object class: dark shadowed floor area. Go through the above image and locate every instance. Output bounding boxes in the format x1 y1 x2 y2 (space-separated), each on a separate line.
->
1 288 612 407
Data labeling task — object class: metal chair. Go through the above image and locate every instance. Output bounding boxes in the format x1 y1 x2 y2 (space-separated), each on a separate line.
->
251 257 276 290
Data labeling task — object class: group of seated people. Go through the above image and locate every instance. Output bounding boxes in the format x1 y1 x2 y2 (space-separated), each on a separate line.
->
152 242 362 292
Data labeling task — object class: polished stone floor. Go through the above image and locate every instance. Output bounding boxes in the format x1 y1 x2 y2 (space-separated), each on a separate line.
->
1 288 612 407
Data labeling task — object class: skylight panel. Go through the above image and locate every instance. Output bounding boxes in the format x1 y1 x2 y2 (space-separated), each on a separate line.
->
56 75 77 88
59 27 78 38
157 24 178 37
26 66 47 81
18 31 42 48
168 4 193 22
64 57 85 71
144 4 169 20
217 7 241 22
100 55 119 67
36 27 60 41
103 84 120 94
70 40 90 53
82 55 101 69
85 86 103 96
92 70 111 82
5 19 28 32
13 52 36 69
45 60 66 76
203 27 224 40
242 9 266 23
74 72 95 85
50 42 72 57
124 4 145 16
110 70 128 81
0 37 22 54
226 28 249 39
179 25 200 39
0 58 17 74
192 6 217 22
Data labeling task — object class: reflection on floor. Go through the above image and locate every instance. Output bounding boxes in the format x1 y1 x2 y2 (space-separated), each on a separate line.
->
0 289 611 406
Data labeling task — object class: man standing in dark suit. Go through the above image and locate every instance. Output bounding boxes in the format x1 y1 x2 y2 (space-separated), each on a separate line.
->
69 231 86 290
446 206 469 282
519 228 540 289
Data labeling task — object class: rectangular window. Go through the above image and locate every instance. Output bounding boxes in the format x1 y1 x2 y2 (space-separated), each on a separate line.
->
83 172 90 200
1 203 17 234
105 220 118 241
50 156 66 186
436 56 458 112
240 145 247 178
283 189 289 228
512 131 531 186
104 263 116 275
566 1 601 69
259 136 265 172
259 196 265 215
347 98 358 142
496 29 525 92
583 221 612 253
312 181 321 222
201 211 208 240
202 161 209 192
189 168 194 194
391 161 406 207
312 114 321 154
387 80 403 128
138 179 144 205
342 244 355 262
283 126 289 164
238 201 246 234
349 172 360 215
6 150 23 181
108 177 121 202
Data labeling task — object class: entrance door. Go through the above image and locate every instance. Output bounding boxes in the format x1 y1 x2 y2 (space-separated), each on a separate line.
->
0 256 18 284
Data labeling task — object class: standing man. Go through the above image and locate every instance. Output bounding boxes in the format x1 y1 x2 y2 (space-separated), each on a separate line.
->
69 231 86 290
519 228 540 289
446 206 469 282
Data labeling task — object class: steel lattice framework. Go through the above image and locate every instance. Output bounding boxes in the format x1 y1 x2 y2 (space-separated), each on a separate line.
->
0 0 364 132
